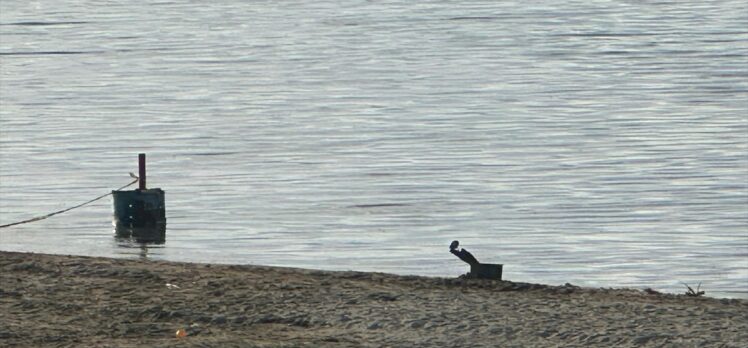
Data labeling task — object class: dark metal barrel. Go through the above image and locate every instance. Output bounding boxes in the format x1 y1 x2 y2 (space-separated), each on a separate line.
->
112 188 166 243
470 263 503 280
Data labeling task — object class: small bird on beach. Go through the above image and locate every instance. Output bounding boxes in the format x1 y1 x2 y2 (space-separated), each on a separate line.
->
449 240 480 266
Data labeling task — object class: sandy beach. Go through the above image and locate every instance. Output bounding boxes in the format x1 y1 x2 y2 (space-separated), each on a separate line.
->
1 251 745 347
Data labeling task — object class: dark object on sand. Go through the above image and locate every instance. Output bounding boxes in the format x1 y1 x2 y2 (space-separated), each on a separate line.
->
112 154 166 243
450 241 502 280
683 282 705 297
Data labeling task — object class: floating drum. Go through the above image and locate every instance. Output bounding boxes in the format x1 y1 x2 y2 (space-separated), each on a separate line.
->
112 154 166 243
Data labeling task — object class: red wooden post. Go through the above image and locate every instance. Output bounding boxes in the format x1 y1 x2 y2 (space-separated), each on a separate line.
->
138 153 146 190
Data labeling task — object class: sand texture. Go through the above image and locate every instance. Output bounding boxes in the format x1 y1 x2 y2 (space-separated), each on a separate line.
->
1 251 746 347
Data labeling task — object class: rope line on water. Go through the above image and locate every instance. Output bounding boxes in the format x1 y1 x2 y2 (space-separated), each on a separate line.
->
0 178 139 229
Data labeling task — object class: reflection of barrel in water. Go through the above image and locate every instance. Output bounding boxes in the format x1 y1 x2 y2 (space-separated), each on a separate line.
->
115 225 166 244
112 188 166 243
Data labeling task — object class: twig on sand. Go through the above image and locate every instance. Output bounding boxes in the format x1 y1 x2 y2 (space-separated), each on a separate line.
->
682 282 705 297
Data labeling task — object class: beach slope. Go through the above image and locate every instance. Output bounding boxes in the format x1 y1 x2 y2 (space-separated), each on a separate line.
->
1 251 745 347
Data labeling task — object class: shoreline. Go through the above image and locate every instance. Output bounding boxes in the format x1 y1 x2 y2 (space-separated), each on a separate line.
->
2 251 746 347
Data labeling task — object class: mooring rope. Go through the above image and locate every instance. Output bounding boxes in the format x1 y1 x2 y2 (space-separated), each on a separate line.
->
0 178 139 229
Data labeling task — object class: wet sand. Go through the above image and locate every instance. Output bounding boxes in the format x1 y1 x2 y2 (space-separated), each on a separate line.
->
1 251 746 347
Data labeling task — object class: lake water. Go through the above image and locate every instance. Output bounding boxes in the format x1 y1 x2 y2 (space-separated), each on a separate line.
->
1 0 746 298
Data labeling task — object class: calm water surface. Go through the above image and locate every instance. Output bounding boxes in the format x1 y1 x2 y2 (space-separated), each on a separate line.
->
1 0 747 297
